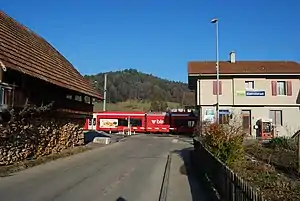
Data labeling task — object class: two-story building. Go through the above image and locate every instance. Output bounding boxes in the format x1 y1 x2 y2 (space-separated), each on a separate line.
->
188 52 300 138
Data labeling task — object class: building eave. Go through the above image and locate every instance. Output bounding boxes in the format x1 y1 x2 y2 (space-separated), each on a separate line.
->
188 73 300 77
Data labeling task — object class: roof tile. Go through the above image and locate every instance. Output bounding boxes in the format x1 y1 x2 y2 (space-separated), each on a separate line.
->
188 61 300 75
0 11 102 99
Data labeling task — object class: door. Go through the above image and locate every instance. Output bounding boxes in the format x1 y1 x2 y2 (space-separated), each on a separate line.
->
88 114 97 130
241 110 251 136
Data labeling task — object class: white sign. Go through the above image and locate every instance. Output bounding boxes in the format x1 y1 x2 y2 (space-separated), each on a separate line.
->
151 119 164 124
99 119 118 128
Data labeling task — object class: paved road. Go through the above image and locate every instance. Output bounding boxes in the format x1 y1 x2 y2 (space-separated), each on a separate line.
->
0 135 206 201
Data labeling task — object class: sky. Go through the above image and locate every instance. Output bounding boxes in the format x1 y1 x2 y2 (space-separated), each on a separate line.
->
1 0 299 82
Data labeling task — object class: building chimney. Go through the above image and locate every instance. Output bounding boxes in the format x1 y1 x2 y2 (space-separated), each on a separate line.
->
229 51 236 63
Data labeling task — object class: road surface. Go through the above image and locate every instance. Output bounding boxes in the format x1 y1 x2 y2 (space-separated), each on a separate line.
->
0 135 208 201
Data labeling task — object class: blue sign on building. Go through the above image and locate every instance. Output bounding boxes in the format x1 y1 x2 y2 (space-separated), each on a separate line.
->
219 110 230 115
246 90 265 96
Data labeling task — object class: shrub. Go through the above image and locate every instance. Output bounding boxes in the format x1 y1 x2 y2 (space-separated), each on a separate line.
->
199 120 246 167
268 137 297 150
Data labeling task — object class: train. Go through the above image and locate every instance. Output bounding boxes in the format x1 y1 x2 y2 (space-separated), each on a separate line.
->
84 111 197 135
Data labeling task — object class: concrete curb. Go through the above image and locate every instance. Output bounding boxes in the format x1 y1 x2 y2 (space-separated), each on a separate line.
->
159 153 172 201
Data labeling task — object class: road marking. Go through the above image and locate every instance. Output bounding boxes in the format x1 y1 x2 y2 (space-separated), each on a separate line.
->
172 139 179 143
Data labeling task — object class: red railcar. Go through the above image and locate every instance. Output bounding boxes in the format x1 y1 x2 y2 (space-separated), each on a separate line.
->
145 112 170 133
84 110 197 134
96 111 146 133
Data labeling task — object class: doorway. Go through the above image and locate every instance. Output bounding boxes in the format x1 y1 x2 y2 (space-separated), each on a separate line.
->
88 114 97 130
241 110 251 136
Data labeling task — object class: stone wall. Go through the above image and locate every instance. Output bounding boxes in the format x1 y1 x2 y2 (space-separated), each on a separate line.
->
0 103 86 165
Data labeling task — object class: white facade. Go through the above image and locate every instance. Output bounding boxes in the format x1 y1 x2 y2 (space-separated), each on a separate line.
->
194 77 300 137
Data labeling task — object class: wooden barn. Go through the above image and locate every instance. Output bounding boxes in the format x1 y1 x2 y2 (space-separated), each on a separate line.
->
0 11 101 119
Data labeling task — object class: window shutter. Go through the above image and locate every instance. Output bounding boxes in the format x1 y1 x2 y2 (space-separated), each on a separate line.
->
271 81 277 96
213 81 217 95
287 81 292 96
219 81 222 95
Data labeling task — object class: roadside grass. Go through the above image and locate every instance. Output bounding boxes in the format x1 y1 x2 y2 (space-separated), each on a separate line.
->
93 100 181 112
233 156 300 201
233 140 300 201
0 146 93 177
245 142 298 175
197 121 300 201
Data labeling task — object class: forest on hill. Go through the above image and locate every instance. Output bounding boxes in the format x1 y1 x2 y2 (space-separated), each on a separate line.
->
84 69 194 110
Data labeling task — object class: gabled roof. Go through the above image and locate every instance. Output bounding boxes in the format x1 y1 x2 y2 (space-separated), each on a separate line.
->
188 61 300 75
0 11 102 99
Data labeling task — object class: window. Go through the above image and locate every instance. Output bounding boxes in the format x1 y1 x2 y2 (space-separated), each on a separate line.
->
245 81 254 89
174 119 195 127
84 96 91 104
269 110 282 126
277 81 286 95
130 118 142 126
271 81 292 96
174 119 186 127
118 118 128 126
89 118 96 126
219 114 230 124
212 81 222 95
219 110 231 124
75 95 82 101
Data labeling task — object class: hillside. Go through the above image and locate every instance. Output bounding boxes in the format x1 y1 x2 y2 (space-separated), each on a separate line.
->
84 69 194 107
92 100 181 112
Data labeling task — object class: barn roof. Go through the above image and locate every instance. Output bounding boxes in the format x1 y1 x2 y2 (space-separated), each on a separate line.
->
0 11 102 99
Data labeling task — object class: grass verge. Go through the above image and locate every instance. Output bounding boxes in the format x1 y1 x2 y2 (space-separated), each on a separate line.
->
231 141 300 201
93 100 181 112
0 146 93 177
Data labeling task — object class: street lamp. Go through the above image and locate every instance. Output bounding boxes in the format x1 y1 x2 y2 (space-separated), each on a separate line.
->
211 18 220 124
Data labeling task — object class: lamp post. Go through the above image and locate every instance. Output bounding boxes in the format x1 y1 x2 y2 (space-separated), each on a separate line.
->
211 18 220 124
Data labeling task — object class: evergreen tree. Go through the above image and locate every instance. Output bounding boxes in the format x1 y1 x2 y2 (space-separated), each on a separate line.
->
84 69 193 104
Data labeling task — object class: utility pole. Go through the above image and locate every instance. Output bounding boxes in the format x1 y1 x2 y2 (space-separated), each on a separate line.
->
103 73 107 111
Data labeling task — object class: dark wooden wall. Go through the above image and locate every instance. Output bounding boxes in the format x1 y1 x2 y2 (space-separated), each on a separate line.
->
2 69 95 116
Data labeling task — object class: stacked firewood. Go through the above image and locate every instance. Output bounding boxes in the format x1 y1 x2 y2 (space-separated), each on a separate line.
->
0 103 85 165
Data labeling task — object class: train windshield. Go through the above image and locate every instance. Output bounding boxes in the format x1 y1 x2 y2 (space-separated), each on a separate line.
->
174 119 195 127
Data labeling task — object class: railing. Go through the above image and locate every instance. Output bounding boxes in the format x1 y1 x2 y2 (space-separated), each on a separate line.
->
123 127 132 136
193 139 266 201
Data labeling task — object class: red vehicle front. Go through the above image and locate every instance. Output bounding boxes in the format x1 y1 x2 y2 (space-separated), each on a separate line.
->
84 113 100 131
169 112 197 134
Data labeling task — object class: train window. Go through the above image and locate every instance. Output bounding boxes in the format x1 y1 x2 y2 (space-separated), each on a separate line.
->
130 118 142 126
174 119 188 127
93 118 96 126
89 118 92 126
118 118 128 126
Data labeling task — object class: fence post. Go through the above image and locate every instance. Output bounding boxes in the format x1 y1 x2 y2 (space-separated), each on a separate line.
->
193 138 266 201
